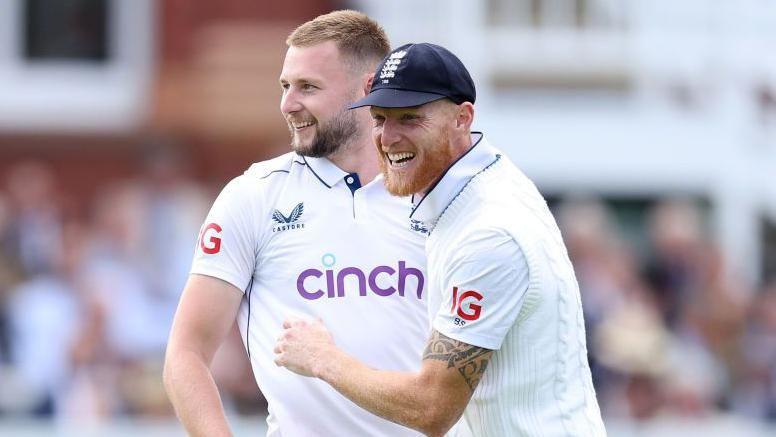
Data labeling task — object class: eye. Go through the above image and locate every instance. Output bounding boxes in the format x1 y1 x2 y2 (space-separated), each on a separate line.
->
280 82 290 91
301 83 317 91
372 114 385 126
400 113 419 121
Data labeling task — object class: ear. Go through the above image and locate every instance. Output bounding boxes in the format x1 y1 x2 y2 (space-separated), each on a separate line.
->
363 73 375 96
455 102 475 131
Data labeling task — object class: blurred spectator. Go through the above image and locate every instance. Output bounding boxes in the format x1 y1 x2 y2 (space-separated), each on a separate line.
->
645 200 749 413
558 198 630 330
69 149 209 418
0 193 24 366
644 199 709 329
1 220 86 417
558 198 662 418
81 181 162 362
139 142 209 333
733 281 776 421
0 144 254 422
4 162 63 276
593 296 670 419
559 197 749 422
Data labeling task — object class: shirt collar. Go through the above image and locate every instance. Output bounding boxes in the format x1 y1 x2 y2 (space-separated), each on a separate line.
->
299 154 349 188
410 132 499 224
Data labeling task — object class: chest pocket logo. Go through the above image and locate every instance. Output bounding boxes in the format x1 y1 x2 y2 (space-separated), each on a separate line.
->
272 202 305 233
410 219 429 235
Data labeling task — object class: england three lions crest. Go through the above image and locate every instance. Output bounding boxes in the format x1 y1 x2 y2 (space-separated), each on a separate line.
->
410 219 429 235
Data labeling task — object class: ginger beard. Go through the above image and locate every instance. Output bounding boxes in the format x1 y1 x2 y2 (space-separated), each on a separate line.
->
288 105 358 158
378 127 455 197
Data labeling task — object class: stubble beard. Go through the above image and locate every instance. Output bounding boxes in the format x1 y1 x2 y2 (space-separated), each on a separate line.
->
290 108 359 158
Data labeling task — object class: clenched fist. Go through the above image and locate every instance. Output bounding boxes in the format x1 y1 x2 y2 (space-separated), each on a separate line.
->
274 317 336 378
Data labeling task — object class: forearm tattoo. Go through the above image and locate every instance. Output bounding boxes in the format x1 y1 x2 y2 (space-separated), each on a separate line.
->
423 331 493 392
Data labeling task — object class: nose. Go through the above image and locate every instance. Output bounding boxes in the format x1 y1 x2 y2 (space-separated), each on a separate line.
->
379 118 401 149
280 87 302 116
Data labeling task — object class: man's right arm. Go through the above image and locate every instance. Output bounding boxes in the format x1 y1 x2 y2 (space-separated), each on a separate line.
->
164 273 244 437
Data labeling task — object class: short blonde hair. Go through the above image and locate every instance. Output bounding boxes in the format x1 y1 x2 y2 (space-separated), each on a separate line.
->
287 10 390 73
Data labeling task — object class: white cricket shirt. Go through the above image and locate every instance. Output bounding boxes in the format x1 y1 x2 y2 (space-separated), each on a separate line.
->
411 133 607 436
190 152 428 436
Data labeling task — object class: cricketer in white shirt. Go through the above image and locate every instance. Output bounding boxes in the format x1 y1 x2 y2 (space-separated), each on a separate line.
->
275 133 606 436
190 152 429 436
414 133 606 436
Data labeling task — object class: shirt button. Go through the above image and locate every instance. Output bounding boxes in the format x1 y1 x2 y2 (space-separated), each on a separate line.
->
346 176 355 184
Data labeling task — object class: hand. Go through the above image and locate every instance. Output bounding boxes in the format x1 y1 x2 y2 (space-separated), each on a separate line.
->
274 317 336 378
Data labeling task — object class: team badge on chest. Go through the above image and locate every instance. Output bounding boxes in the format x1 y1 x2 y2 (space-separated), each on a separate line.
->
272 202 305 233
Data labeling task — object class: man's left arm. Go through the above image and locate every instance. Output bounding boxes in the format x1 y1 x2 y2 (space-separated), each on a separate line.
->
275 320 491 437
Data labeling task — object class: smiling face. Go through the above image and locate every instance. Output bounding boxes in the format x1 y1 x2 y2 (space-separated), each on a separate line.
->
279 41 362 157
370 99 463 196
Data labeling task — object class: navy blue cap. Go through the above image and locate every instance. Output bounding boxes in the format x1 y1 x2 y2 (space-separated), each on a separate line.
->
348 43 476 109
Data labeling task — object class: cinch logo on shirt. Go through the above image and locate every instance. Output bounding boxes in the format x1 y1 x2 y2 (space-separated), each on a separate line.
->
199 223 222 254
296 253 424 300
272 202 305 233
451 286 483 325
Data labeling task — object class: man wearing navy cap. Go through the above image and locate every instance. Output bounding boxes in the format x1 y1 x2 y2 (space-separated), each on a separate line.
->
275 43 607 437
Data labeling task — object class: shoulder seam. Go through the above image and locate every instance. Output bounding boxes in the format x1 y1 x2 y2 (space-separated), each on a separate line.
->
254 159 306 180
259 169 289 180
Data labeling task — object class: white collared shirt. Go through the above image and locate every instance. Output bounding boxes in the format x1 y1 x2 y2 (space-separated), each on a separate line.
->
413 133 606 436
190 152 429 437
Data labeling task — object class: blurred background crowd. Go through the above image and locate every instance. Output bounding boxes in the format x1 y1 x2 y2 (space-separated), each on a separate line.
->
1 0 775 435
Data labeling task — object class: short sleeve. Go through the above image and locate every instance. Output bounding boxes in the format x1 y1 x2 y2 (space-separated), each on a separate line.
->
189 175 260 292
432 228 529 350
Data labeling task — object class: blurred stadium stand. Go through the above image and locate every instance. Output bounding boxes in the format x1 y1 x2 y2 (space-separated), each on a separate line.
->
1 0 775 435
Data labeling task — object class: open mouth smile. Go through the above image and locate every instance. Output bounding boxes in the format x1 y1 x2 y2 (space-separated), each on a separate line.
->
386 152 416 168
291 121 315 130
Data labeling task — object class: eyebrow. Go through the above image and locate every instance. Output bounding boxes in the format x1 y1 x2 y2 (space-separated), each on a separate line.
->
279 76 320 84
